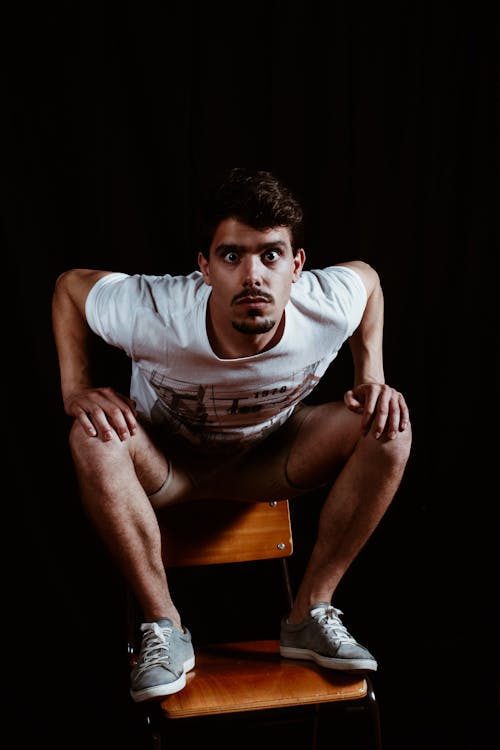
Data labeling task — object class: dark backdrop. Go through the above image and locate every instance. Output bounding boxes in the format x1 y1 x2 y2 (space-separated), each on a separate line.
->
4 2 497 749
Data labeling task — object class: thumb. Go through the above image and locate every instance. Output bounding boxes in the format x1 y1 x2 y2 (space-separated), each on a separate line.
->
344 389 363 412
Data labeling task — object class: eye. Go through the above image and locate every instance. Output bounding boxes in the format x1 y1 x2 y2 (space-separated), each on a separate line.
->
222 250 240 263
262 249 281 262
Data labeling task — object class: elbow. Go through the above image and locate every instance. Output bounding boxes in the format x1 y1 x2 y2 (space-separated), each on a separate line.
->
53 269 87 313
54 268 79 289
53 270 71 302
54 268 91 299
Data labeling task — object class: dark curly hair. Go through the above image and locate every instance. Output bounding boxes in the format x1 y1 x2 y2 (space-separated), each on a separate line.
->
198 167 304 257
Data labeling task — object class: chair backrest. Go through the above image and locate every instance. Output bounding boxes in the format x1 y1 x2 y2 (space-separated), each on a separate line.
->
158 499 293 567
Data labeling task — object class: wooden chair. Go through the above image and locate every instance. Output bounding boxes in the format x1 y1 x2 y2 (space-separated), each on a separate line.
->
129 498 383 750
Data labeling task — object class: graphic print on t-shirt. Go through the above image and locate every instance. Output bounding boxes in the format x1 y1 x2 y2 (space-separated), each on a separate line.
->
148 363 322 446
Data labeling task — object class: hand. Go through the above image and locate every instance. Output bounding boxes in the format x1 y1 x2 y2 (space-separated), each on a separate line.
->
64 386 138 441
344 383 410 440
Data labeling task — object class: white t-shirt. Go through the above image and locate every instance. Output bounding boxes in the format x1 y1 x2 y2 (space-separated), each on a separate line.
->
85 266 367 450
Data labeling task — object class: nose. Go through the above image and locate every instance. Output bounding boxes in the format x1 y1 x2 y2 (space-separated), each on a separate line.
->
241 255 263 287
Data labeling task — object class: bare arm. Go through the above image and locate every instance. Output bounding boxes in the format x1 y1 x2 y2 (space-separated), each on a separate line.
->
337 260 410 439
52 269 137 440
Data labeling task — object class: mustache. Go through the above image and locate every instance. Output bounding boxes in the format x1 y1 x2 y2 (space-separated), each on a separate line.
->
231 287 274 305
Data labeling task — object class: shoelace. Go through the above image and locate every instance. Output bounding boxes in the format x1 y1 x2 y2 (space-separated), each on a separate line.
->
135 622 172 676
312 605 357 644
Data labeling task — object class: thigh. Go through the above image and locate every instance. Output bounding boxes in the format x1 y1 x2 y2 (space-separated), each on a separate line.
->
69 418 170 496
285 401 362 490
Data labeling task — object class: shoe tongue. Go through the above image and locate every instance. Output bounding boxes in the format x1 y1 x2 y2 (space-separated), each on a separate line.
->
155 617 174 628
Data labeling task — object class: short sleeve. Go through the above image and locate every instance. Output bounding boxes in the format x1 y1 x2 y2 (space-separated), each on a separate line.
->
85 272 135 354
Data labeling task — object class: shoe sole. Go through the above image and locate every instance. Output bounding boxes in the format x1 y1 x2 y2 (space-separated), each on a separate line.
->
279 646 377 672
130 655 196 702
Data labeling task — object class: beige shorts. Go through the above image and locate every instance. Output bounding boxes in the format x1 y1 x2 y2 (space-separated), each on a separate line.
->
149 404 326 505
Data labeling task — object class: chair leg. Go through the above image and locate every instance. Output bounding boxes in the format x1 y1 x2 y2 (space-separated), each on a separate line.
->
365 674 383 750
311 703 320 750
145 709 163 750
150 727 162 750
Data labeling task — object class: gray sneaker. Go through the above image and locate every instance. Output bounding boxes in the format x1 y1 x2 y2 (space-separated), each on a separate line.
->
130 618 195 702
280 602 377 672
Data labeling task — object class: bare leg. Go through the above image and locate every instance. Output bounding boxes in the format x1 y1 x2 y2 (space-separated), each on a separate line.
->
286 403 412 623
69 421 182 629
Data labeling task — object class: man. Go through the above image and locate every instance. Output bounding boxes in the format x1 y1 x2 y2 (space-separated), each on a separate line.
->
52 167 411 703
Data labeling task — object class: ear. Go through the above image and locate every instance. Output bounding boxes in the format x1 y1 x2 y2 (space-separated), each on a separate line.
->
198 251 211 285
291 248 306 282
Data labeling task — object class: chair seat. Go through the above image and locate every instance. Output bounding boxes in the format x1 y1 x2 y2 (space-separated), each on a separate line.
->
160 639 368 718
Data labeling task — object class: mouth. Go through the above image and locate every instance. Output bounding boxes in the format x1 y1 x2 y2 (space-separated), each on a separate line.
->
235 296 269 306
232 291 274 308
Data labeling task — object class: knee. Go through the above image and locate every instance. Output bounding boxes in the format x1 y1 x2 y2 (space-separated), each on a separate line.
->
68 419 122 471
68 420 98 465
381 421 412 470
361 420 412 471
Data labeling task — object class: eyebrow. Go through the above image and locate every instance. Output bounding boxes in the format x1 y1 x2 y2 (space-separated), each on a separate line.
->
214 240 288 255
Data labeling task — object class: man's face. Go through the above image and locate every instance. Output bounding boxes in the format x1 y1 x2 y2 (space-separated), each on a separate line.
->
198 218 305 345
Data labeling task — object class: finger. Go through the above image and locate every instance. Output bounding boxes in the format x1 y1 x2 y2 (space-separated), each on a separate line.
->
125 396 138 417
83 406 119 442
105 402 137 441
399 394 410 431
112 409 137 440
106 400 138 439
344 390 364 413
74 407 98 437
384 392 402 439
361 389 381 434
93 390 138 439
122 403 138 435
368 388 391 439
112 390 137 413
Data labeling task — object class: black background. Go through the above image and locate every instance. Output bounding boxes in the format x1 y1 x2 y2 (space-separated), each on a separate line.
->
3 2 498 749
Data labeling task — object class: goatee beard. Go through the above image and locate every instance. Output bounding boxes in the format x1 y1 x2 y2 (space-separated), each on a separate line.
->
232 318 275 334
